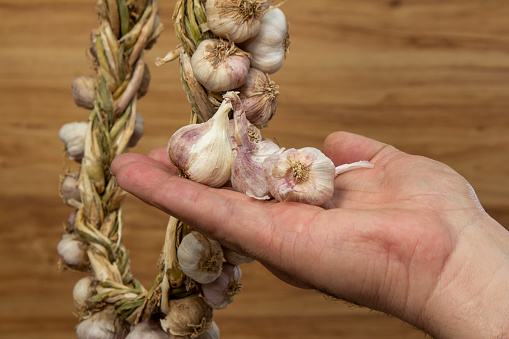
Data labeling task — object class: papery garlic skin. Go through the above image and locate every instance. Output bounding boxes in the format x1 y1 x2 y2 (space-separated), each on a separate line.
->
58 121 89 162
236 68 279 128
126 320 169 339
167 96 233 188
242 7 289 74
76 306 128 339
160 295 213 337
205 0 270 43
177 231 224 284
191 39 251 92
265 147 335 206
202 262 242 309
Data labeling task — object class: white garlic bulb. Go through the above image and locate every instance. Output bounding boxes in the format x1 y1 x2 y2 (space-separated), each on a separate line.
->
177 231 224 284
223 246 254 265
76 306 128 339
126 320 169 339
202 262 242 309
59 171 81 208
229 92 280 199
73 276 96 310
196 321 220 339
58 121 89 162
236 67 279 128
242 7 289 74
160 295 213 337
71 75 95 109
205 0 270 43
167 95 234 188
57 233 88 269
191 39 251 92
264 147 335 206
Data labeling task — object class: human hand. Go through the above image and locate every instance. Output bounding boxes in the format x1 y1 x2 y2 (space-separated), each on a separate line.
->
111 131 509 338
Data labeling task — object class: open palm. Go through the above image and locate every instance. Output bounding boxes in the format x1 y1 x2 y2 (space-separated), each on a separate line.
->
111 131 490 335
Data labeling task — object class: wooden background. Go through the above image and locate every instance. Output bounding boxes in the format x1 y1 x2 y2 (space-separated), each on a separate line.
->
1 0 508 338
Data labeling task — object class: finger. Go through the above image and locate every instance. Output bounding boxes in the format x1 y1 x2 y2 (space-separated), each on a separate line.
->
322 131 387 165
111 152 173 176
147 146 174 170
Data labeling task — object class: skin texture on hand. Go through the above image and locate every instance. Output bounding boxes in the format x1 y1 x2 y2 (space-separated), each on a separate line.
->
111 131 509 338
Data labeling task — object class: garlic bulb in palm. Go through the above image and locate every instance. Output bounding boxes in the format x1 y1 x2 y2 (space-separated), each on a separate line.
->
236 67 279 128
177 231 224 284
264 147 335 206
160 295 213 337
202 262 242 309
205 0 270 43
167 95 233 188
242 7 289 74
191 39 251 92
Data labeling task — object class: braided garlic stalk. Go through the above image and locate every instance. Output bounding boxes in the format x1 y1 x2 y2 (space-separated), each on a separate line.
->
58 0 163 336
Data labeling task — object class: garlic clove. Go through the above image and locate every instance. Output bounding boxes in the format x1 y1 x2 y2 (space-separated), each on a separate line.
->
73 276 97 311
58 121 89 162
126 320 169 339
202 262 242 309
191 39 251 92
222 246 254 265
205 0 270 43
57 233 89 269
236 67 279 128
264 147 335 206
160 295 213 337
177 231 224 284
71 75 95 109
167 94 234 188
76 305 128 339
242 7 289 74
227 92 280 199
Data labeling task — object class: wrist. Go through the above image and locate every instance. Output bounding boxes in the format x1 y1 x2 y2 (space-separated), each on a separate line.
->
420 215 509 338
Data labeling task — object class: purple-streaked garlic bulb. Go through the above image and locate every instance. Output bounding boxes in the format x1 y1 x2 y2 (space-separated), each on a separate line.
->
202 262 242 309
191 39 250 92
167 94 234 188
264 147 335 206
227 92 280 200
236 68 279 128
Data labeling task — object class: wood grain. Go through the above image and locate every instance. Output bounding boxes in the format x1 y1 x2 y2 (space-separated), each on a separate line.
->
0 0 507 338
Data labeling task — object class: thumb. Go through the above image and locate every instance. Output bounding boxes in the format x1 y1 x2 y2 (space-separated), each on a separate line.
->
322 131 387 165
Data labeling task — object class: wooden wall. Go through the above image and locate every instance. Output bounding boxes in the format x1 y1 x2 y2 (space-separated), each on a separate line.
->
0 0 507 338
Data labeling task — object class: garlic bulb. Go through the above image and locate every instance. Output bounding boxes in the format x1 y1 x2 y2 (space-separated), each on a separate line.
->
73 276 96 310
76 306 128 339
59 171 81 207
177 231 224 284
58 121 88 162
196 321 220 339
57 233 88 269
236 68 279 128
71 76 95 109
223 246 254 265
264 147 335 206
160 295 213 337
126 111 144 148
205 0 270 43
242 7 289 74
167 95 233 188
126 320 169 339
66 209 78 233
202 262 242 309
191 39 250 92
229 92 280 199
